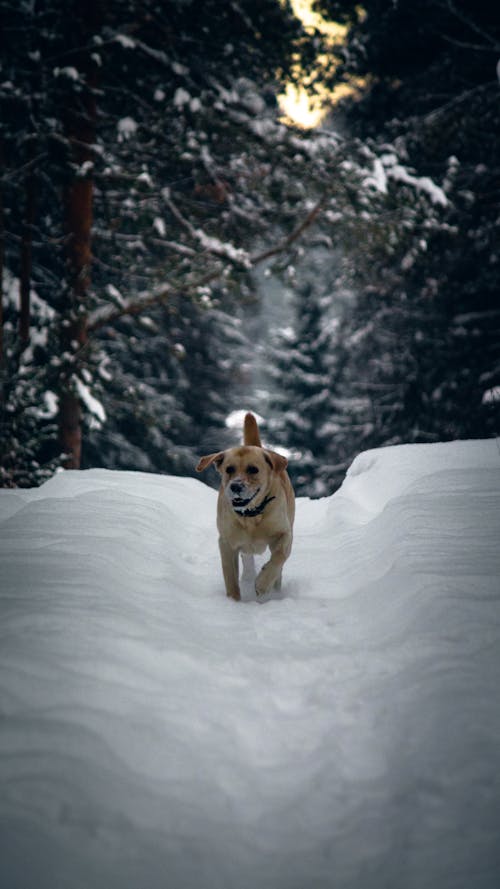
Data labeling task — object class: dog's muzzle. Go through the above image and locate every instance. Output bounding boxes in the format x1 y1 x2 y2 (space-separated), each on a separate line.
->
227 481 260 511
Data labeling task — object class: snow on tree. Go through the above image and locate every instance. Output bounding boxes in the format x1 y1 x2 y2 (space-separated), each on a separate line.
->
0 0 318 483
3 0 497 490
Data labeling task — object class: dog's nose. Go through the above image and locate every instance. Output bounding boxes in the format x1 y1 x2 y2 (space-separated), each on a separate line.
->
230 481 244 494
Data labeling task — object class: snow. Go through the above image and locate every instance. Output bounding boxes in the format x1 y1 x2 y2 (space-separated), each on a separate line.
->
36 389 59 420
117 117 138 141
53 66 80 81
74 377 106 427
189 97 202 113
105 283 124 303
114 34 136 50
370 157 388 194
225 409 265 430
482 386 500 405
192 229 251 267
76 160 94 178
152 216 166 237
3 269 55 321
365 154 448 207
174 87 191 108
137 171 153 187
1 439 500 889
389 165 448 207
172 62 189 77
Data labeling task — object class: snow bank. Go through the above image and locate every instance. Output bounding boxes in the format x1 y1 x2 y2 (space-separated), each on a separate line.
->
1 439 500 889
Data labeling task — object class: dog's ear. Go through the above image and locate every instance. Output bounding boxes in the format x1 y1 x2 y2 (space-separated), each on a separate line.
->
196 451 225 472
263 449 288 473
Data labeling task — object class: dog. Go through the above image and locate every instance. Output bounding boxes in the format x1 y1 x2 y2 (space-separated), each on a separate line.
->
196 413 295 601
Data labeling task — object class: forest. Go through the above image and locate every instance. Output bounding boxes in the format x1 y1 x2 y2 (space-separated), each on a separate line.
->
1 0 499 495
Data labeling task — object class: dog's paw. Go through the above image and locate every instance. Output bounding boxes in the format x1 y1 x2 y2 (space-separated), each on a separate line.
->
255 566 273 598
227 589 241 601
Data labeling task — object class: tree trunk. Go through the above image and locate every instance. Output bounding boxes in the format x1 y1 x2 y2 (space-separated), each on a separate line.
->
59 170 94 469
58 5 99 469
0 138 4 368
19 168 36 347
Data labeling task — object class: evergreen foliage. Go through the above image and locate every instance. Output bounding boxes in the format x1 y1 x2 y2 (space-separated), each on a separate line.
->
269 281 343 495
0 0 316 484
2 0 498 494
269 0 500 494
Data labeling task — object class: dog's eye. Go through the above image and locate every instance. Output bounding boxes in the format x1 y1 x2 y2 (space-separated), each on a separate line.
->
246 465 259 475
226 465 235 475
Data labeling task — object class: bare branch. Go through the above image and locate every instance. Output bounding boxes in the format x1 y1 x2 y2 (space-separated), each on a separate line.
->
441 0 499 49
250 195 327 264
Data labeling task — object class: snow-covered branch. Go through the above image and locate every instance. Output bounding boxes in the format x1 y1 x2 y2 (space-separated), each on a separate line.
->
250 195 327 264
163 191 252 269
88 196 327 332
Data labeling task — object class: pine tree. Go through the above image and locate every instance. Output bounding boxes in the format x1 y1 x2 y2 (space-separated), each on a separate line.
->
313 0 500 461
270 282 344 495
0 0 322 484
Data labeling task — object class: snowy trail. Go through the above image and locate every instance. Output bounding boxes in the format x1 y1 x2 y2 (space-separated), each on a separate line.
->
1 440 500 889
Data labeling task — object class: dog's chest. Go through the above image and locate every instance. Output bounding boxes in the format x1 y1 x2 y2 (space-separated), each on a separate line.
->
226 519 269 554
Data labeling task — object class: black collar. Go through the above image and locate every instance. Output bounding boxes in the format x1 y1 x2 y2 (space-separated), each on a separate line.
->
234 494 276 518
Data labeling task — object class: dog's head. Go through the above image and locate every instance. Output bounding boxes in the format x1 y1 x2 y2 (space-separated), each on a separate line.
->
196 446 287 513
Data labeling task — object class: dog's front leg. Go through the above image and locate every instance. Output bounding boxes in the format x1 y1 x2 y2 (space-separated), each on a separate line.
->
219 537 240 600
255 533 291 597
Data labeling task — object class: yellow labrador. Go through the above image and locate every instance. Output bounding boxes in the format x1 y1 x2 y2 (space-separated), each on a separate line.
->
196 413 295 601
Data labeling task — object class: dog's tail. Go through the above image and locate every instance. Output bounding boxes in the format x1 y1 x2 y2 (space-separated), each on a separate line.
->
244 412 262 447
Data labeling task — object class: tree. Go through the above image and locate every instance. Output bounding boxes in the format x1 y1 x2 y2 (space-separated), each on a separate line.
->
0 0 324 485
309 0 500 482
58 1 101 468
6 1 493 493
269 281 344 495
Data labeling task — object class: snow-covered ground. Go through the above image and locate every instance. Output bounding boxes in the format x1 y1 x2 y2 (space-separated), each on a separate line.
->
1 439 500 889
